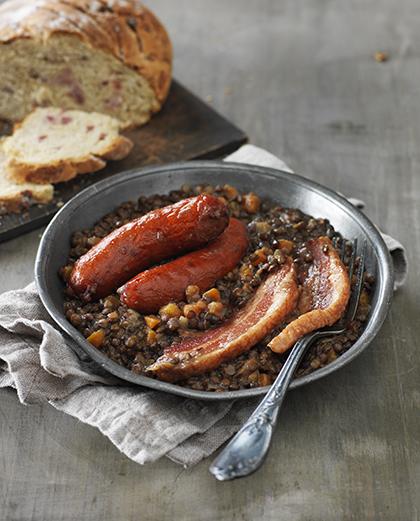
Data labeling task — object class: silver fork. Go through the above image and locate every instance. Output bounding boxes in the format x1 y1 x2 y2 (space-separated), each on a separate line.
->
209 238 367 481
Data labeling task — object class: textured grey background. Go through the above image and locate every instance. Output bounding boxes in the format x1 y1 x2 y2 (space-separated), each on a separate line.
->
1 1 419 520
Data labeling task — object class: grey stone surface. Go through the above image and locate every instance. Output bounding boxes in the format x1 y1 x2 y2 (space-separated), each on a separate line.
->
0 1 418 519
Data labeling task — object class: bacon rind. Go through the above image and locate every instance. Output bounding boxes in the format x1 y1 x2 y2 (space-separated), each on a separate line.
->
146 258 299 382
268 237 351 354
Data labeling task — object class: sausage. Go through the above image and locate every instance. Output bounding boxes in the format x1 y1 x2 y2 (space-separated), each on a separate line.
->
69 194 229 301
119 218 249 313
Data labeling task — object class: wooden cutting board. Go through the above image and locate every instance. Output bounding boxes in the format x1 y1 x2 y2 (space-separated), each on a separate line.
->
0 80 247 243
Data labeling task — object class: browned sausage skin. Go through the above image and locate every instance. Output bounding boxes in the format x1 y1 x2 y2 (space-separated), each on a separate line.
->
119 218 249 313
69 195 229 301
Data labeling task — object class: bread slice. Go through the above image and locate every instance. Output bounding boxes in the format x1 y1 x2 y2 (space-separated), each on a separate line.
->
0 1 172 128
3 108 133 184
0 146 53 214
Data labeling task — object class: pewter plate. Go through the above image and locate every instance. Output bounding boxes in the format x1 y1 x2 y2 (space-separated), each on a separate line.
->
35 162 394 401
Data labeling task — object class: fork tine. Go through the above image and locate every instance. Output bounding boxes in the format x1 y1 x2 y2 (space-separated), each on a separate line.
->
339 238 346 263
348 238 358 281
333 236 346 263
346 239 367 322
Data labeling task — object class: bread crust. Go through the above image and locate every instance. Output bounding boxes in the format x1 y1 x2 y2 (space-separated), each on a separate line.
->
0 186 53 214
6 136 134 183
0 0 172 105
0 196 29 214
6 156 105 184
0 139 54 213
100 135 134 160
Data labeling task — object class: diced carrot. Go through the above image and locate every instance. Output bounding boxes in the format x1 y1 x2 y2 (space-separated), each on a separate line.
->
87 329 105 348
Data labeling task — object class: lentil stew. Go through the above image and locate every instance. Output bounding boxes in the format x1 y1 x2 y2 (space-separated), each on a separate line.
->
61 184 373 392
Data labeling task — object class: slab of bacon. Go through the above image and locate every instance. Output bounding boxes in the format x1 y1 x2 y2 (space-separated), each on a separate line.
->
268 237 351 354
147 258 299 382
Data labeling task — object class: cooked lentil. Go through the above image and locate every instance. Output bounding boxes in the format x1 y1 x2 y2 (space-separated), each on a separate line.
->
61 184 373 392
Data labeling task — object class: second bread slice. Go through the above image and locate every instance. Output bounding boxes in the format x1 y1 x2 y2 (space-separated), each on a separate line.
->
0 143 53 214
3 108 133 184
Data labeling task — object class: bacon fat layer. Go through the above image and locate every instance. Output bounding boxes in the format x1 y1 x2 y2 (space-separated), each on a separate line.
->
268 237 351 354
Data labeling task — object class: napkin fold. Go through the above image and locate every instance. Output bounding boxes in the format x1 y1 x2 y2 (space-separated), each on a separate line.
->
0 145 408 467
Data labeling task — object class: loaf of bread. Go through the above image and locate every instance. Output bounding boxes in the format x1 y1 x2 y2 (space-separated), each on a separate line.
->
3 107 133 184
0 145 53 214
0 0 172 128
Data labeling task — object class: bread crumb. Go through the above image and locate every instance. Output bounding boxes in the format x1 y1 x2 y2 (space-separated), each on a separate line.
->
374 51 389 63
224 86 233 96
205 95 213 103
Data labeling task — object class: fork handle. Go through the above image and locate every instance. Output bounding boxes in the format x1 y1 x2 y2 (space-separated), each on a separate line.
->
209 334 316 481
